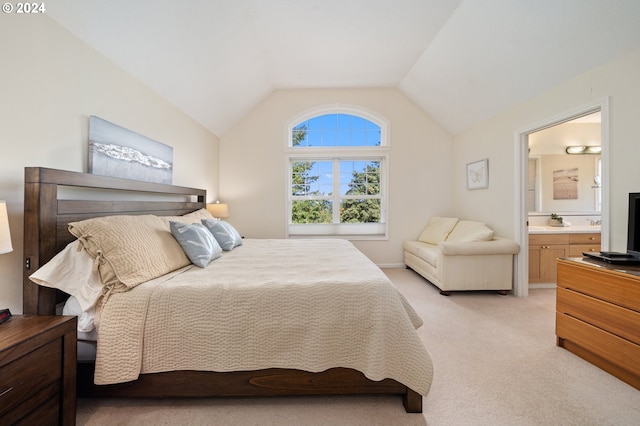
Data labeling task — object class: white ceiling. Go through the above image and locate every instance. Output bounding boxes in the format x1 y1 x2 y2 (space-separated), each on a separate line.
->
47 0 640 137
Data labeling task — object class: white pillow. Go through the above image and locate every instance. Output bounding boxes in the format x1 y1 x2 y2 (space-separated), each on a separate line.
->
418 217 459 245
62 295 97 336
446 220 494 242
29 240 103 312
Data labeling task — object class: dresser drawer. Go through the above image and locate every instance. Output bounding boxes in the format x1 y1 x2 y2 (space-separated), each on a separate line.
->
557 287 640 345
557 262 640 312
556 313 640 380
0 340 62 416
569 244 600 257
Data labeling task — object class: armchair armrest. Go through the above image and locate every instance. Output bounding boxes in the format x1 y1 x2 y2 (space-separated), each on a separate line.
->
438 237 520 256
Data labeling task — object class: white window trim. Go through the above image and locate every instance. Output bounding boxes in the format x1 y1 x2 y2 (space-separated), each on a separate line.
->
284 105 390 240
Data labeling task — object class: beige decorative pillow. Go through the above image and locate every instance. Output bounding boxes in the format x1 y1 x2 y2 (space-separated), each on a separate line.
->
68 215 190 293
159 208 214 227
446 220 494 242
418 217 459 245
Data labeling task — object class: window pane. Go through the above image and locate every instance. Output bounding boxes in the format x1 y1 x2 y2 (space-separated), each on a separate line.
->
292 200 333 224
366 129 381 146
351 130 366 146
292 124 308 147
340 199 380 223
307 116 323 130
307 130 322 147
291 161 317 195
316 161 333 195
321 114 337 129
340 160 380 196
292 161 332 196
337 113 351 128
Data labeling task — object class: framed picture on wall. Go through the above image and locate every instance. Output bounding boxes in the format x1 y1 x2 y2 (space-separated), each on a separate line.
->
467 158 489 190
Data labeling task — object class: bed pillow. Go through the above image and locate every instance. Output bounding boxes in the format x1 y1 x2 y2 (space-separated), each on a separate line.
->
446 220 494 242
201 219 243 251
170 221 222 267
418 217 459 245
28 240 103 312
160 208 214 227
62 295 98 336
68 214 190 293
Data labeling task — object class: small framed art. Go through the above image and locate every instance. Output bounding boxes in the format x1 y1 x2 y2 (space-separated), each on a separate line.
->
467 158 488 190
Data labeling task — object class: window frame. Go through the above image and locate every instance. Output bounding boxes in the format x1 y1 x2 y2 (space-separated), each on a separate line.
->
285 105 390 240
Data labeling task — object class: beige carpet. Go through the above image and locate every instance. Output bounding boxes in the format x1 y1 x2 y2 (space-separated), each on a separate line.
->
76 267 640 425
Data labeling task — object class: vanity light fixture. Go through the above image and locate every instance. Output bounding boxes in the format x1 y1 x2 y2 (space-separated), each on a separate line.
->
565 145 601 155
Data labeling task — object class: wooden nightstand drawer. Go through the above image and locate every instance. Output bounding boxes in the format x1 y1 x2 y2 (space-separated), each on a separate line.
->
0 340 62 417
0 316 76 425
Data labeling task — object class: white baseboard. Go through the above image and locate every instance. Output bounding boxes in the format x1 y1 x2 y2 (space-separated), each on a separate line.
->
377 263 406 269
528 283 557 289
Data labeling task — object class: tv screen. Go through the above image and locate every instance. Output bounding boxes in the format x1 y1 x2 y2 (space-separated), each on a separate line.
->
628 193 640 258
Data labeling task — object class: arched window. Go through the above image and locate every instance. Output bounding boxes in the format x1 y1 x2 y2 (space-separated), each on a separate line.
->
286 106 389 239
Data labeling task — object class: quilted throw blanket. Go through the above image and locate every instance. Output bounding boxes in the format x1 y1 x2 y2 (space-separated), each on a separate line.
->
94 239 434 395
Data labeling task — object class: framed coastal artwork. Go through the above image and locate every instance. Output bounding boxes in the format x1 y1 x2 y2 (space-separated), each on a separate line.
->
466 158 489 190
88 116 173 184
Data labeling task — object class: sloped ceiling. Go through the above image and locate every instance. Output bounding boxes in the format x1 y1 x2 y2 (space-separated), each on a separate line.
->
47 0 640 137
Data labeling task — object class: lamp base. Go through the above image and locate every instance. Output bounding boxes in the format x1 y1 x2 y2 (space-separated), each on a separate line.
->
0 308 11 324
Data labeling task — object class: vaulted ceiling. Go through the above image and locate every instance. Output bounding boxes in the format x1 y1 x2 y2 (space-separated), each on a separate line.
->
47 0 640 137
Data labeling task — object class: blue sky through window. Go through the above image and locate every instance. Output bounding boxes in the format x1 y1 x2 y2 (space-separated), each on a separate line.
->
293 114 381 148
292 114 381 195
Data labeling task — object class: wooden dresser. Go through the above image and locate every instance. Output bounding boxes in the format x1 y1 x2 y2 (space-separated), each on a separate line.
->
556 258 640 389
0 315 77 425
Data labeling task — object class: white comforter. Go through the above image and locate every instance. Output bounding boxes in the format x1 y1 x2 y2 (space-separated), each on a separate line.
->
94 239 433 395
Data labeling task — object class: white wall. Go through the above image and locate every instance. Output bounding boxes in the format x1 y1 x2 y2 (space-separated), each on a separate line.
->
0 15 219 314
453 47 640 252
219 88 454 265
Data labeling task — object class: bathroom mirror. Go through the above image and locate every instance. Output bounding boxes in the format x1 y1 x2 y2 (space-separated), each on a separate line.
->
528 111 601 214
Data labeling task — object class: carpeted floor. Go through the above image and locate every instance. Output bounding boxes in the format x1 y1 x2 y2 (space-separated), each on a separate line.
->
76 267 640 425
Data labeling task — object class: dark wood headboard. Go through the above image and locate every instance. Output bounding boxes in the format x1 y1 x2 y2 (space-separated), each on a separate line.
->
23 167 207 315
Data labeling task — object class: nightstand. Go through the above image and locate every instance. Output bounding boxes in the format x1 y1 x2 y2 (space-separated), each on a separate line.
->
0 315 77 425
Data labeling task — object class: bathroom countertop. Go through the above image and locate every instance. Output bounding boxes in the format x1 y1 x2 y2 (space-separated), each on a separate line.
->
528 225 601 234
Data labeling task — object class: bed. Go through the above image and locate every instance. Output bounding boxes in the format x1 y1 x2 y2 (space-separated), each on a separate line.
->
22 167 432 413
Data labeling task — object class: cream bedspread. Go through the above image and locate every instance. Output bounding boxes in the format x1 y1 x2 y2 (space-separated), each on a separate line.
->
94 239 433 395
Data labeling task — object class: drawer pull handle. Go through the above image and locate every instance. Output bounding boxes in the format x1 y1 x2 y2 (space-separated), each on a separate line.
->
0 386 13 398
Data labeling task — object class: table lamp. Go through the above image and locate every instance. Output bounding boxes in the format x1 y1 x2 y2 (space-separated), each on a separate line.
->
207 201 229 219
0 201 13 323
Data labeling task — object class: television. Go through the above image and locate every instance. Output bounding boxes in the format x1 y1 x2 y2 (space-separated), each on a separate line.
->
627 192 640 258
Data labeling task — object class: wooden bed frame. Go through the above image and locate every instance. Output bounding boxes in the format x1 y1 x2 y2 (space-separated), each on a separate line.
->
22 167 422 413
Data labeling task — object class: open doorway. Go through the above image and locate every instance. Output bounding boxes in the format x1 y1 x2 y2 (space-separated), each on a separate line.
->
513 99 610 297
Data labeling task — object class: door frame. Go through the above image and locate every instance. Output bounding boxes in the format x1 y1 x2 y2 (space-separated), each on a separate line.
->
513 97 610 297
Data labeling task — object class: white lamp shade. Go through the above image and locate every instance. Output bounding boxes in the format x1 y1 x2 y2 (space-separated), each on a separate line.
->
207 202 229 219
0 201 12 254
